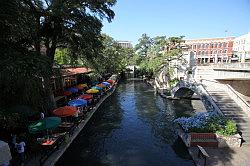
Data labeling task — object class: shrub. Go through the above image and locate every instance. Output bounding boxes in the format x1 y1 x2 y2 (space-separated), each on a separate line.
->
174 112 237 136
216 120 237 136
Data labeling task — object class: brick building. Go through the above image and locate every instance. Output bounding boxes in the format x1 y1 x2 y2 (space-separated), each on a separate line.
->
185 37 235 64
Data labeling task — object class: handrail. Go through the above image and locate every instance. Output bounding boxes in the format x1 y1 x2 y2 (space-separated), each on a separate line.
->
226 84 250 113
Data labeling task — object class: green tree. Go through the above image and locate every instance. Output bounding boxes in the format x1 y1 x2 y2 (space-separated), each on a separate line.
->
90 34 127 74
0 0 116 115
54 48 71 65
134 35 186 78
134 33 153 57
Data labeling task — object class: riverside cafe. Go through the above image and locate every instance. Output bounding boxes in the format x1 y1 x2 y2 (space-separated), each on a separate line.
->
51 67 92 107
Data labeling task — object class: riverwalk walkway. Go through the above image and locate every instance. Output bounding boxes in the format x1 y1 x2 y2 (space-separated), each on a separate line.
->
24 82 118 166
189 145 250 166
148 78 250 166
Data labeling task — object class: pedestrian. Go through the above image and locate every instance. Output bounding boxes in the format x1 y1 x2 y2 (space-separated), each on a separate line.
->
40 111 44 119
15 139 26 165
10 134 16 152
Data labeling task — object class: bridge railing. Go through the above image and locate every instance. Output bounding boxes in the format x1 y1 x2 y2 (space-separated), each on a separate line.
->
212 62 250 70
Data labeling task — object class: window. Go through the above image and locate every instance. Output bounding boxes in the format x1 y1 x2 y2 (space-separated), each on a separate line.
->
211 43 214 48
194 45 196 49
219 43 222 47
211 51 213 54
202 51 205 55
215 43 218 48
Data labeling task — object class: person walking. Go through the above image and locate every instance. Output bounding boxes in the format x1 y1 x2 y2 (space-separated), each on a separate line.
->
15 139 26 165
40 111 44 119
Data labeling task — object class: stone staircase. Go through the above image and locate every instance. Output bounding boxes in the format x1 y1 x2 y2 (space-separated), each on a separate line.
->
203 81 250 145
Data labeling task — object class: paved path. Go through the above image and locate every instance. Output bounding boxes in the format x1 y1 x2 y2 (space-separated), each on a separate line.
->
187 80 250 166
189 145 250 166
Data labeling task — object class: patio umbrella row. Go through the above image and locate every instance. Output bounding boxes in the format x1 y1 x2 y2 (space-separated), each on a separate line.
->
27 79 115 134
63 81 111 95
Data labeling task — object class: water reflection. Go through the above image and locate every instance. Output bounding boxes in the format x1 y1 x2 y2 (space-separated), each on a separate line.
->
56 80 195 166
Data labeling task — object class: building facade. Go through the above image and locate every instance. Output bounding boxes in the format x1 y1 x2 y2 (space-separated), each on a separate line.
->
233 33 250 62
185 37 235 64
117 41 133 48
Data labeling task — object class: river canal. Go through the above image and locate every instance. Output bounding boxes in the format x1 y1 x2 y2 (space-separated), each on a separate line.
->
56 80 198 166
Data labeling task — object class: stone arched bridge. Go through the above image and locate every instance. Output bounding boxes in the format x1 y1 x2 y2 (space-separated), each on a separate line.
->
171 81 196 98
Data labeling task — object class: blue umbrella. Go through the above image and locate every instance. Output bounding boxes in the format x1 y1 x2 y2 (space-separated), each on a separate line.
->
91 86 102 90
67 87 78 93
101 82 110 86
68 99 87 107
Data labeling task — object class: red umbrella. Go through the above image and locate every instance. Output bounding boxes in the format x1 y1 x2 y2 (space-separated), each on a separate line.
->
52 106 77 117
106 80 114 84
78 94 93 101
63 91 72 96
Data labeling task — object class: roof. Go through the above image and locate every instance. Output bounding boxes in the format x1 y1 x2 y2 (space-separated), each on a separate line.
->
61 67 92 77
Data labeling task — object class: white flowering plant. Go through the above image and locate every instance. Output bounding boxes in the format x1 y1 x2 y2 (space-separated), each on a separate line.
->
174 112 236 135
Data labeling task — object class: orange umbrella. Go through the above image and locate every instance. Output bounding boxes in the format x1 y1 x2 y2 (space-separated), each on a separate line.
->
106 80 114 84
76 84 88 90
52 106 77 117
75 85 84 90
78 84 88 87
97 84 106 88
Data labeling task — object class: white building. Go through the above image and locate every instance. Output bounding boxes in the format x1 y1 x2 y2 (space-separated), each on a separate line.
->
233 33 250 62
117 41 133 48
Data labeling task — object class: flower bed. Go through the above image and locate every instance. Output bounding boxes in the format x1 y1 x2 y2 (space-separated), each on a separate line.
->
174 112 242 148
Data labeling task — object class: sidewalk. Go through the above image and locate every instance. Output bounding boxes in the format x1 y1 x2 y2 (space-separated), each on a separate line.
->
189 145 250 166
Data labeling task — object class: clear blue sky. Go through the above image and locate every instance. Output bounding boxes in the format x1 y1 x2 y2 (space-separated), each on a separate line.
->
101 0 250 45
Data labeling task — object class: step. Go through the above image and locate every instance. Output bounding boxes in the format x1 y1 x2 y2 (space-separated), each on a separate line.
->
226 114 249 119
217 105 241 109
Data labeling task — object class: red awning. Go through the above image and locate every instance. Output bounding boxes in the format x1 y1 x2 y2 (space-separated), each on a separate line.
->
61 67 92 77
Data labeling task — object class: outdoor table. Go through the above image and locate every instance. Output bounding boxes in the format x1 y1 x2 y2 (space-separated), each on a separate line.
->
59 122 74 128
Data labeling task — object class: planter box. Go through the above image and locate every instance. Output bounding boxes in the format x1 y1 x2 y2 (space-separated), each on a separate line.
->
216 134 242 148
190 133 218 147
176 124 242 148
176 124 218 147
